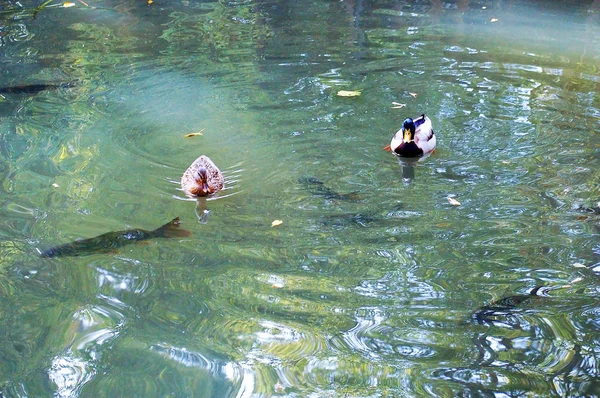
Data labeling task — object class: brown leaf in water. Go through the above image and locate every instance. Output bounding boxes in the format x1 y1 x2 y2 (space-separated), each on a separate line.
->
184 128 205 138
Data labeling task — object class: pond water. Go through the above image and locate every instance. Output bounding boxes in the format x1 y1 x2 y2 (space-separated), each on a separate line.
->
1 0 599 396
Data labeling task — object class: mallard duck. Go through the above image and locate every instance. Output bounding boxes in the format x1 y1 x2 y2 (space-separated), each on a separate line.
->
386 114 436 157
181 155 224 197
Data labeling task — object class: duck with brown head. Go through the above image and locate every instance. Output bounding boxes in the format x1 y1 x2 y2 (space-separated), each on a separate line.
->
181 155 224 197
181 155 224 222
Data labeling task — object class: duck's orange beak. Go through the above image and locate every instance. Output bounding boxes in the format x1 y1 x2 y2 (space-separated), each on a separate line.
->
402 129 412 143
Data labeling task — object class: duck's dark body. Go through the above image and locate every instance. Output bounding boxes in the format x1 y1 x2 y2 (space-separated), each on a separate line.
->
394 141 423 157
40 217 190 258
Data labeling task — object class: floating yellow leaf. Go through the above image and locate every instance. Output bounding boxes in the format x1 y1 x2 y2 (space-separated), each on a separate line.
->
184 128 205 138
409 92 418 98
337 90 362 97
271 220 283 227
447 197 461 206
148 0 153 4
62 2 76 7
392 102 406 109
56 145 70 162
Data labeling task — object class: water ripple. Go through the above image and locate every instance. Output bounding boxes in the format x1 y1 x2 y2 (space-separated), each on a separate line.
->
151 344 223 375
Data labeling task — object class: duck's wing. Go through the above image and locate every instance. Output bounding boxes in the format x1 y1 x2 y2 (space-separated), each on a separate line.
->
389 129 404 151
414 115 436 153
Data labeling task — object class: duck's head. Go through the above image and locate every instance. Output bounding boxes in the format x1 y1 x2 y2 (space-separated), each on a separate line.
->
402 118 416 143
191 167 211 196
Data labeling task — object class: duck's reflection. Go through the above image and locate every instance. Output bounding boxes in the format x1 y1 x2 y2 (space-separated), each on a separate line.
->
397 154 432 183
195 198 210 224
398 158 416 183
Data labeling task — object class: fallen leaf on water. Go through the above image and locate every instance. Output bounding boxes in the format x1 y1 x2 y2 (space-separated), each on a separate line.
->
62 2 76 7
271 220 283 227
148 0 154 4
409 92 418 98
52 183 60 188
392 102 406 109
184 128 205 138
561 276 584 289
490 18 499 23
447 197 461 206
573 262 586 268
501 160 510 164
337 90 362 97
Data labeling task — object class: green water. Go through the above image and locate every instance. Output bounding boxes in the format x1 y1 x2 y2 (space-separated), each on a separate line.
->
1 0 599 396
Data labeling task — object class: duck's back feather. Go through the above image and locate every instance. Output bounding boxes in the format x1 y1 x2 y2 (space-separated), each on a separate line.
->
414 115 436 154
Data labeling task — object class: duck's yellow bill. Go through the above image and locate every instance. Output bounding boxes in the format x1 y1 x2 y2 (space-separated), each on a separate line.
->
403 129 412 143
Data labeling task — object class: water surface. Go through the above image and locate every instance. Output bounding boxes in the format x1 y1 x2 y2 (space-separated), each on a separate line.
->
1 0 599 396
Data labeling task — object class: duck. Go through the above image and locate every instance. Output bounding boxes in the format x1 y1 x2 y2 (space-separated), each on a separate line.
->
385 114 436 157
181 155 224 197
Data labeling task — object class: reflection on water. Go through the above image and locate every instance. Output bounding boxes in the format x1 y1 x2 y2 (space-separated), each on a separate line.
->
1 0 600 396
